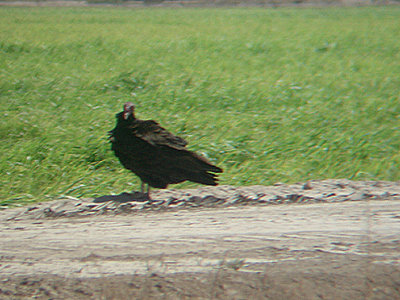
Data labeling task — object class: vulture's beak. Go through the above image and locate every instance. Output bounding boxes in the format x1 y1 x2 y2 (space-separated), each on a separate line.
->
122 102 135 120
123 111 131 120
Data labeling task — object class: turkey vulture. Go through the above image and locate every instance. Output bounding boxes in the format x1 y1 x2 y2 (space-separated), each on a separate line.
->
109 102 223 198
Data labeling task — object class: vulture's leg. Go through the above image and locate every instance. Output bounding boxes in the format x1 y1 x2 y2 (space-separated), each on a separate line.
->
140 181 151 200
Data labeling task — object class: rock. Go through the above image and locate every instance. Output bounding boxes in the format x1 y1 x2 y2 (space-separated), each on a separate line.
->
348 191 365 201
303 182 313 190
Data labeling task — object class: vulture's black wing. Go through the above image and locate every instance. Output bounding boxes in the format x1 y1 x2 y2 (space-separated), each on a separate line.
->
130 120 188 149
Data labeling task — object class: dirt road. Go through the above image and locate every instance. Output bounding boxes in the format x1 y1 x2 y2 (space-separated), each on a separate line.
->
1 180 399 299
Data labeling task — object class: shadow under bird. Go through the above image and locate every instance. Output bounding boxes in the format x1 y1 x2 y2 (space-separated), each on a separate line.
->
108 102 223 199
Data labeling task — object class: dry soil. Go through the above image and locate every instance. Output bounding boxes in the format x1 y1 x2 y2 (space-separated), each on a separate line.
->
1 179 400 299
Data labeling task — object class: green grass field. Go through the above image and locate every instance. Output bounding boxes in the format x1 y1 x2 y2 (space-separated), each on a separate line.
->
1 6 399 206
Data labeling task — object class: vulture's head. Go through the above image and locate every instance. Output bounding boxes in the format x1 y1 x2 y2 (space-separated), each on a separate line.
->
123 102 135 120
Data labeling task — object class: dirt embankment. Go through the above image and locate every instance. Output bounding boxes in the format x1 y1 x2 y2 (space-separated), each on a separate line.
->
0 179 399 299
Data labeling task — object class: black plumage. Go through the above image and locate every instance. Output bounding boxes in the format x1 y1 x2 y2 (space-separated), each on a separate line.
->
109 102 222 196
